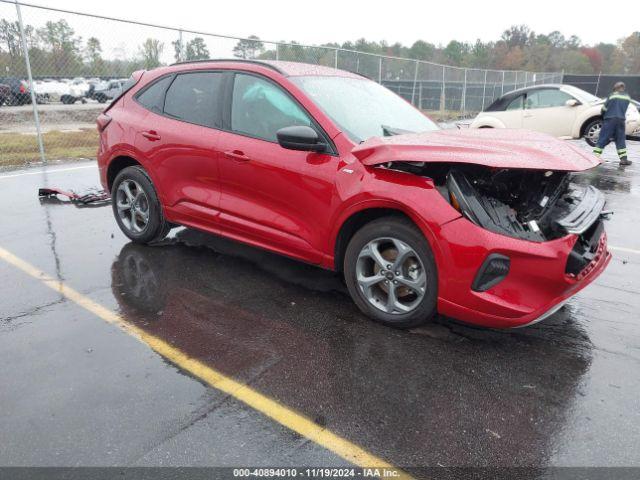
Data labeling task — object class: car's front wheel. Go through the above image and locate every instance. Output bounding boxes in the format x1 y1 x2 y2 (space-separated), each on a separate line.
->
344 217 438 328
583 118 602 147
111 166 171 244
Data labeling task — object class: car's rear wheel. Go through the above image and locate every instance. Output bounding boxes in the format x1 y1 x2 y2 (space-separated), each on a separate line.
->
583 118 602 147
112 166 171 244
344 217 438 328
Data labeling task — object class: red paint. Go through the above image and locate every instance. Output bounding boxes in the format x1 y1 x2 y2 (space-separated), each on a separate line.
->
97 60 610 328
353 129 601 171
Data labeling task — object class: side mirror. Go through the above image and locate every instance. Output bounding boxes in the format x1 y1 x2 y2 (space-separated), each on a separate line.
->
565 99 580 107
276 126 326 152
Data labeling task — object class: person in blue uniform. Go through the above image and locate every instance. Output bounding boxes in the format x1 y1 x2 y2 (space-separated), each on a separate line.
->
593 82 631 166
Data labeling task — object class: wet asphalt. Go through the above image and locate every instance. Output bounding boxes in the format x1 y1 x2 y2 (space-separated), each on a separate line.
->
0 140 639 473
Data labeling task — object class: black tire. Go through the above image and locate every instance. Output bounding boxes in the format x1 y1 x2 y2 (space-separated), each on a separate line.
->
111 166 171 244
583 118 602 147
96 94 107 103
7 94 20 106
344 216 438 328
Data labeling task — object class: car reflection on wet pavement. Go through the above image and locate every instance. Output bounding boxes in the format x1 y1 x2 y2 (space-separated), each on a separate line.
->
0 140 639 472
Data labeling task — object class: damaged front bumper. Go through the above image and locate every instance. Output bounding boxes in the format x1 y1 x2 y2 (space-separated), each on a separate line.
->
434 216 611 329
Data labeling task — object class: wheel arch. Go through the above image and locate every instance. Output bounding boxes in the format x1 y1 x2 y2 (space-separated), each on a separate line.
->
106 155 142 192
332 203 442 274
579 115 602 138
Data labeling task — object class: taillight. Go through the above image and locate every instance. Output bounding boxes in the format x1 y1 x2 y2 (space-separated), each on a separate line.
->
96 113 112 132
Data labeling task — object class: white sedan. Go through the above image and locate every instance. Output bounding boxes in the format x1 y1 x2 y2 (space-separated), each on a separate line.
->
470 84 640 146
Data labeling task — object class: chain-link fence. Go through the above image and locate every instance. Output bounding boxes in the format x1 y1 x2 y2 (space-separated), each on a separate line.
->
0 0 563 167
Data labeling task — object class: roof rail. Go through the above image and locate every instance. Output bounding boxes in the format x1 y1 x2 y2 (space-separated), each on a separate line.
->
169 58 285 74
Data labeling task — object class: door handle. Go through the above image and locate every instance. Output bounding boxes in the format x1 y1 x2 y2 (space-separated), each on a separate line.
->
224 150 250 162
141 130 161 141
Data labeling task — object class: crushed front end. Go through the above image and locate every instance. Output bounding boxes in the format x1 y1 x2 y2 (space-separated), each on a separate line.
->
385 162 612 328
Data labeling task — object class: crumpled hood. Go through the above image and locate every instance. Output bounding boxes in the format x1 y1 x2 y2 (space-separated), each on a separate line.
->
352 128 600 171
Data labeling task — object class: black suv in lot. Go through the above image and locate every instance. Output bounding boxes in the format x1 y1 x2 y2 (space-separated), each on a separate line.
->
0 77 31 106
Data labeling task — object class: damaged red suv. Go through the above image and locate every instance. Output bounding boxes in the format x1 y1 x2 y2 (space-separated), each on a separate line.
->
97 60 611 328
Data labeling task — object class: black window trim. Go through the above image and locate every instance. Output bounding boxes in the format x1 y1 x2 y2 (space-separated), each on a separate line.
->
223 70 338 156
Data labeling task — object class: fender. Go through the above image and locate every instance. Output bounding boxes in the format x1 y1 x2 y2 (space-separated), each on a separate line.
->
326 197 449 277
573 105 602 139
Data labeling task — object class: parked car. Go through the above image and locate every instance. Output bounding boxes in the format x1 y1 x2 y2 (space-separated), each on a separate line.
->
0 82 10 105
59 77 90 104
97 60 611 329
92 79 128 103
32 79 71 103
470 84 640 146
0 77 31 105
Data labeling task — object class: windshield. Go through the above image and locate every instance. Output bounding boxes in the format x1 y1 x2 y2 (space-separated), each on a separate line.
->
291 75 439 142
561 85 600 103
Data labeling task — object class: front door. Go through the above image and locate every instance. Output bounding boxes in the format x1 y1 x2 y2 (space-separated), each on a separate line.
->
522 88 578 137
217 72 339 263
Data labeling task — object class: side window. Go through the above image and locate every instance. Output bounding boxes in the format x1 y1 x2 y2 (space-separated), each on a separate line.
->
525 89 572 109
164 72 223 128
136 76 173 114
231 73 311 142
506 95 524 111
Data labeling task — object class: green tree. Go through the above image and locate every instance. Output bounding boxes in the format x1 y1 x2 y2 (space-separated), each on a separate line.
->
185 37 210 60
501 25 532 49
139 38 164 69
37 19 82 75
408 40 435 61
233 35 264 59
443 40 468 65
84 36 105 75
171 38 184 62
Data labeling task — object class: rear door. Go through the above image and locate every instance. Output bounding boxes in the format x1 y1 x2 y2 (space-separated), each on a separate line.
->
134 71 225 231
522 88 577 137
216 71 338 263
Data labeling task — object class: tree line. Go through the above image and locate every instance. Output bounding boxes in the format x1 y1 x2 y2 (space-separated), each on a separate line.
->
1 19 638 79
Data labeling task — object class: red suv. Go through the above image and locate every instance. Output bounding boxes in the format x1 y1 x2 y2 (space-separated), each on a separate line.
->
97 60 611 329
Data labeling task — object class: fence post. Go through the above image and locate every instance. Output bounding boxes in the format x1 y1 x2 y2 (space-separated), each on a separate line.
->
178 29 183 61
275 43 279 60
334 49 338 69
481 70 487 111
411 61 419 106
595 71 601 96
14 0 45 165
461 68 467 115
501 71 505 95
378 57 382 83
440 66 446 113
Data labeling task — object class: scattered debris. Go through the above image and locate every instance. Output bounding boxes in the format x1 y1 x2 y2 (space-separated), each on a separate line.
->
38 186 110 207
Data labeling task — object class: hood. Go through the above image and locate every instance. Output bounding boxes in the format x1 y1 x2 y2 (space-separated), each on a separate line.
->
352 129 600 172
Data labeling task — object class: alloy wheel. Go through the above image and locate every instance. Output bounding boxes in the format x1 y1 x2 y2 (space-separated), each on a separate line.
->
355 237 427 314
116 179 150 234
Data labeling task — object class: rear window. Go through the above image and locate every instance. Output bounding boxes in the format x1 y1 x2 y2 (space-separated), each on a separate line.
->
135 76 173 114
163 72 223 128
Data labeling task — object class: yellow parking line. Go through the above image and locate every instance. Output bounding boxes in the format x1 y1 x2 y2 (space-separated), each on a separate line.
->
610 245 640 255
0 246 408 475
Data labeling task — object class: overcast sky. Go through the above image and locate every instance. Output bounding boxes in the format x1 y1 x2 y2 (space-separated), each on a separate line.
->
19 0 634 48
